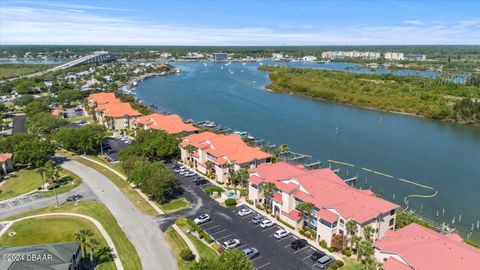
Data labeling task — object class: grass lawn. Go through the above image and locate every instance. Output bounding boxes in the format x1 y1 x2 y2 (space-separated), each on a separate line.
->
342 257 363 270
0 64 54 80
86 155 126 175
2 201 142 270
164 227 195 270
0 216 115 270
58 150 157 216
175 218 218 261
158 198 191 214
0 168 81 201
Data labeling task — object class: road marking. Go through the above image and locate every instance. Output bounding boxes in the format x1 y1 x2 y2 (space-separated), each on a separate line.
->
256 262 271 270
277 235 292 242
268 234 275 238
261 226 277 232
310 247 316 251
237 243 247 249
284 244 291 248
210 229 227 236
293 247 307 254
203 224 221 231
302 255 311 261
216 234 233 241
252 256 263 261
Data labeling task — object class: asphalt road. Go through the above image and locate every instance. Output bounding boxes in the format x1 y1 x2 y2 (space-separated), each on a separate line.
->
11 113 26 134
159 170 328 270
57 156 178 270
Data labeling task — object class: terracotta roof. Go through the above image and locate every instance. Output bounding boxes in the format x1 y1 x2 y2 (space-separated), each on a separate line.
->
272 193 283 204
97 102 141 117
317 209 339 223
383 257 413 270
285 209 302 221
375 223 480 270
51 108 65 116
249 162 399 223
0 153 13 161
134 113 198 134
88 92 120 105
181 132 271 165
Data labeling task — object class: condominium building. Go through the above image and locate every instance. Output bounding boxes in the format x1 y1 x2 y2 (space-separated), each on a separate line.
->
248 162 399 245
95 102 141 130
384 52 405 61
374 223 480 270
212 53 228 61
180 132 272 182
134 113 198 135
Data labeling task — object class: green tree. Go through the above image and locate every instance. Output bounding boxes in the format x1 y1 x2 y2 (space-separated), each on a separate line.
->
44 160 61 206
231 167 250 187
13 95 35 106
190 249 254 270
56 90 86 106
54 125 106 154
24 97 51 116
296 201 315 226
26 112 66 137
346 220 358 248
13 137 54 168
74 229 94 261
362 226 374 242
118 130 179 162
88 238 100 267
259 182 276 208
36 166 47 190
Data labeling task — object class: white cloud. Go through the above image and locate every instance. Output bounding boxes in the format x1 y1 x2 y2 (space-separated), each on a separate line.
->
1 5 479 45
403 20 425 26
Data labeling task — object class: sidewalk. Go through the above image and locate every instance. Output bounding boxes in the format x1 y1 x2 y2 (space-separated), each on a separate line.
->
172 224 200 262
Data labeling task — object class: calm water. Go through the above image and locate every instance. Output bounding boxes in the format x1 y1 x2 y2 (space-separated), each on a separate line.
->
136 61 480 240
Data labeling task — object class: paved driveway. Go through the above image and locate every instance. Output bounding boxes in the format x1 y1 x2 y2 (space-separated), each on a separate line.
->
57 156 177 270
159 170 327 270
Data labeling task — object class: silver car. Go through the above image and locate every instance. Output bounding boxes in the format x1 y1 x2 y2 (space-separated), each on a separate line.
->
242 247 259 259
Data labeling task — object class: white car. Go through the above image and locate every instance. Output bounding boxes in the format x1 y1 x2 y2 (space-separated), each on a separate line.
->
238 208 253 216
174 167 187 173
222 239 241 249
259 219 274 228
179 170 192 175
274 229 289 239
184 171 196 177
193 214 210 225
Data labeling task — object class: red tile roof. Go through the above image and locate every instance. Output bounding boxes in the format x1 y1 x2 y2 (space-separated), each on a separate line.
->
51 108 65 116
249 162 399 223
285 209 302 221
383 257 413 270
134 113 198 134
0 153 13 161
181 132 271 165
375 223 480 270
272 193 283 204
88 92 120 105
317 209 339 223
96 102 141 117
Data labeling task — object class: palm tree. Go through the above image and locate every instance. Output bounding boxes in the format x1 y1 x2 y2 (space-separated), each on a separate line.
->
345 220 358 248
44 160 61 207
296 202 315 227
225 163 235 186
363 226 374 242
36 166 47 190
259 182 276 209
88 238 100 267
351 236 362 260
185 145 195 165
357 240 375 262
74 229 94 260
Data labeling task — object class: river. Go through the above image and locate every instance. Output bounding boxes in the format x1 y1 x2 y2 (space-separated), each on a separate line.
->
135 61 480 242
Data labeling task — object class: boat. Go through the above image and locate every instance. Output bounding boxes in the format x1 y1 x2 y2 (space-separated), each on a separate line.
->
205 122 217 128
234 131 248 137
247 135 255 140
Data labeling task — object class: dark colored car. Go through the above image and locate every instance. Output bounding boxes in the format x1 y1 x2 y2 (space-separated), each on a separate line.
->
311 251 326 261
291 239 308 250
195 179 208 185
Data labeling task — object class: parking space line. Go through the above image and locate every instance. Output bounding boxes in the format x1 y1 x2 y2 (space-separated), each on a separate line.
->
252 256 263 261
203 224 221 231
293 247 307 254
215 234 233 241
276 235 292 242
256 262 271 270
210 229 227 236
302 255 311 261
284 244 291 248
261 226 277 232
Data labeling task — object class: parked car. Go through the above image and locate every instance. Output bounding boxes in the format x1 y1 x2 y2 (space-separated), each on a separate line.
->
311 251 326 261
184 171 196 177
259 219 274 228
274 229 289 239
251 214 265 224
194 179 208 186
291 239 308 250
174 167 187 173
238 208 253 216
179 170 191 175
314 255 335 269
222 239 241 249
193 214 210 225
66 194 82 202
242 247 259 259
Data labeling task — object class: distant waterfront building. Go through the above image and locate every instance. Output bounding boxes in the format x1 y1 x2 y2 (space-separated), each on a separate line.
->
321 51 333 59
212 53 228 61
384 52 405 61
272 53 284 60
302 55 317 62
0 242 82 270
404 54 427 61
160 52 172 58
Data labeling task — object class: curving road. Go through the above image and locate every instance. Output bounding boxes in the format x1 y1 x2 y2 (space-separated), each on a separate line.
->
58 157 178 270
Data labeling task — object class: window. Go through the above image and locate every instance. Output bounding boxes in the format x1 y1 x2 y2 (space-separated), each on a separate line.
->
390 209 395 216
339 229 344 235
339 219 345 226
389 218 395 227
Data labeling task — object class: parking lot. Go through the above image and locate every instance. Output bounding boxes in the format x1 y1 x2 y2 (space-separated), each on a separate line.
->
0 193 43 209
102 136 132 162
170 164 331 270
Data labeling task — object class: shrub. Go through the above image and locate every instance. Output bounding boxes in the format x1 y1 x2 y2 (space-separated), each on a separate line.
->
204 186 224 196
327 264 338 270
328 246 335 253
342 248 352 257
200 231 213 243
320 239 327 249
334 260 344 268
211 243 223 253
277 218 295 230
246 199 254 205
225 198 237 207
180 249 195 261
239 188 248 197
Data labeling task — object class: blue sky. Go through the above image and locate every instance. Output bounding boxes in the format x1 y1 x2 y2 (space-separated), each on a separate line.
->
1 0 480 45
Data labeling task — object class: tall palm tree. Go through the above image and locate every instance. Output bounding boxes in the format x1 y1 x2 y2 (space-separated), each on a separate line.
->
88 238 100 267
36 166 46 190
44 160 61 207
225 162 235 186
351 236 362 260
74 229 94 260
363 226 374 242
296 202 315 227
345 220 358 248
259 182 276 209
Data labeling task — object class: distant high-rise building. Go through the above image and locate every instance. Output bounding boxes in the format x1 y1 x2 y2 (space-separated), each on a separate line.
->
384 52 405 61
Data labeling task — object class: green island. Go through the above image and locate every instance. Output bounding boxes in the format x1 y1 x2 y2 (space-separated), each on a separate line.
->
2 201 142 270
260 66 480 124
